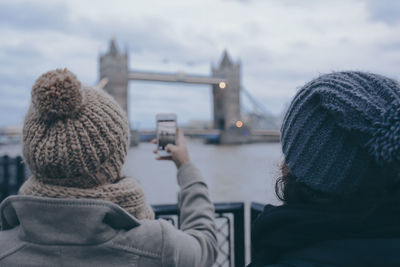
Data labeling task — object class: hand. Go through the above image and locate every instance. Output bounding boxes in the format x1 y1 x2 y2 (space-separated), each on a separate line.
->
152 128 191 168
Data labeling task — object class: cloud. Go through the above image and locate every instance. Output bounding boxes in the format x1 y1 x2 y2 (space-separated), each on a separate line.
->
0 1 70 31
366 0 400 25
2 0 400 129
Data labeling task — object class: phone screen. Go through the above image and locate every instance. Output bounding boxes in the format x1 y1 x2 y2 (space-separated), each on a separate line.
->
157 120 176 151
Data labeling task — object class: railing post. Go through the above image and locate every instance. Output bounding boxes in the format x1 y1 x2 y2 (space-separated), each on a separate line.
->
250 202 265 261
1 155 9 202
233 203 245 267
16 156 25 191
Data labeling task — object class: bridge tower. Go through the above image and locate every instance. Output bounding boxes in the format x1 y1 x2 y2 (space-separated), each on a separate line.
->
212 51 241 130
99 39 129 115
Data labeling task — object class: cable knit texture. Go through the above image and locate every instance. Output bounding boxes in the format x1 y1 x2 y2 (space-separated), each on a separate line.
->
19 176 154 220
281 71 400 193
21 68 154 219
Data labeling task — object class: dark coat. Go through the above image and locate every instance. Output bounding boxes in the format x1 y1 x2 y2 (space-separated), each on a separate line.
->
267 238 400 266
249 203 400 267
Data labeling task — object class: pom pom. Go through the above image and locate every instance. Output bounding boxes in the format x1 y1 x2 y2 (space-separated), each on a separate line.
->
31 69 83 121
366 101 400 163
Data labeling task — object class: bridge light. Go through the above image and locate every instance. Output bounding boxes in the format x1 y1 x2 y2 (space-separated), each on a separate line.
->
235 120 243 128
219 81 226 89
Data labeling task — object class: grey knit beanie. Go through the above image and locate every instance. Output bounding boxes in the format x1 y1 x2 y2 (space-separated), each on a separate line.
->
281 71 400 193
20 68 154 220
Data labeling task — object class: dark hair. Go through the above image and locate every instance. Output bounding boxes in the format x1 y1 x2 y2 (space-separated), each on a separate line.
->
275 161 400 207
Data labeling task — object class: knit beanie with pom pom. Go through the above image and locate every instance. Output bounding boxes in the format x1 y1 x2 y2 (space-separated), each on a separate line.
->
19 69 154 220
281 71 400 194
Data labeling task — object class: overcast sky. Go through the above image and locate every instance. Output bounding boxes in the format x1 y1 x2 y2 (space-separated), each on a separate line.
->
1 0 400 129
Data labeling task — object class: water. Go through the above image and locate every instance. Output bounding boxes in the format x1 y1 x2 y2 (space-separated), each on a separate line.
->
1 140 283 205
126 140 284 205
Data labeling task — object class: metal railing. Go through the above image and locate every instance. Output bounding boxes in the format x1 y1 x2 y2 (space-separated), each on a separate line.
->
250 202 264 261
153 203 245 267
0 156 266 267
0 155 27 201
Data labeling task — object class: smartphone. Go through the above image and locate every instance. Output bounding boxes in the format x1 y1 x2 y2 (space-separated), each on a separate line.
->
156 113 177 157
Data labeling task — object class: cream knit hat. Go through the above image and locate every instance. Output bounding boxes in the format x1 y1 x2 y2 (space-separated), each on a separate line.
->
20 68 154 220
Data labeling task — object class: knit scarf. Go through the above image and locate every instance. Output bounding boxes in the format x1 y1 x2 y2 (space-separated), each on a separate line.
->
249 201 400 267
19 176 155 220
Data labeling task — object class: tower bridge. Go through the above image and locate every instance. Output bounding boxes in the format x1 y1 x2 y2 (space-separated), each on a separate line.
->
99 39 279 144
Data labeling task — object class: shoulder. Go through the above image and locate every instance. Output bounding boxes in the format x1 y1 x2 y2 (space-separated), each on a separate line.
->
109 219 166 258
0 227 25 260
111 218 202 266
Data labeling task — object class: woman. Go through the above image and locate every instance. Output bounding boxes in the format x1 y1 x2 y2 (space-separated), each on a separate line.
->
250 71 400 266
0 69 217 267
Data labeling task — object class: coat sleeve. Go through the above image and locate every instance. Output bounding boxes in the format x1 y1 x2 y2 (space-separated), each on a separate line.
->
160 162 218 267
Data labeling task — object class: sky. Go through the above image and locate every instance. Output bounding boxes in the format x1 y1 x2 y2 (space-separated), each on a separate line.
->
1 0 400 129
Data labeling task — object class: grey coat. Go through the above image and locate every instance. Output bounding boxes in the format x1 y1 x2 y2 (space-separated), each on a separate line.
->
0 163 217 267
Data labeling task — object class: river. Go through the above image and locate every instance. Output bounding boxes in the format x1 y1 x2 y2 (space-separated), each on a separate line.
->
0 139 283 205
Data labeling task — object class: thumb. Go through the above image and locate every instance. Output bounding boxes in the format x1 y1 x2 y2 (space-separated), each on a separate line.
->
165 144 178 153
177 128 185 145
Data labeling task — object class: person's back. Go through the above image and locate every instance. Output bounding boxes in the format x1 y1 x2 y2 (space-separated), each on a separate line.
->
0 69 217 267
249 71 400 267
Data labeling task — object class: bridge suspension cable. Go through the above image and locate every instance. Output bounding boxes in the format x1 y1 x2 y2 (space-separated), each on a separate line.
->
241 86 270 115
241 87 281 130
